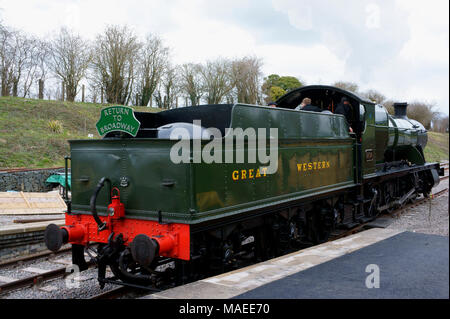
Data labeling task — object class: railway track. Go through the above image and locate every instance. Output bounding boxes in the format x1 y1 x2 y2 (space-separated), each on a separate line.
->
0 266 69 295
0 247 71 268
0 248 95 296
2 173 447 299
0 260 96 296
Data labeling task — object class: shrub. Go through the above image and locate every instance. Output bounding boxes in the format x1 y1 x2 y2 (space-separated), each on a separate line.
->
47 120 63 133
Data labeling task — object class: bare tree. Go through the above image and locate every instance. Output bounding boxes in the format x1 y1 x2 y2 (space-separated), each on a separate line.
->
9 31 28 96
362 89 386 104
136 34 168 106
200 58 234 104
154 64 179 109
92 25 141 105
231 56 263 104
18 35 45 98
87 81 101 103
384 99 438 130
49 27 92 101
432 114 449 133
179 63 203 106
407 101 438 130
333 81 359 93
0 24 14 96
384 100 395 115
34 39 51 99
0 26 40 98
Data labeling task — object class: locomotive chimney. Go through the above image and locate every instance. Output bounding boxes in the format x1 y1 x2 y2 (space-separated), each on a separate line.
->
394 102 408 118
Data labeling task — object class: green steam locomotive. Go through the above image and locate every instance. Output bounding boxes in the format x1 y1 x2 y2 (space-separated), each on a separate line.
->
44 85 443 288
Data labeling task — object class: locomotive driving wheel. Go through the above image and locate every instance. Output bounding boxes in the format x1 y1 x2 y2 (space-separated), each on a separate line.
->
382 182 396 213
366 186 380 219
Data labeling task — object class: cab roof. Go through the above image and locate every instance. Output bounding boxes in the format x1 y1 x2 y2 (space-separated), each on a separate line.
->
275 85 374 108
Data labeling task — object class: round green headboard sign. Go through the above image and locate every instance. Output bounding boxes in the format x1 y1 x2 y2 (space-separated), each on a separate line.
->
96 106 141 137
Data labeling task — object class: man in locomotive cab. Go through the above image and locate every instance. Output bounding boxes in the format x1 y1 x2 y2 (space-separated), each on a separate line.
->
335 97 354 132
294 98 307 110
295 97 322 112
268 101 278 107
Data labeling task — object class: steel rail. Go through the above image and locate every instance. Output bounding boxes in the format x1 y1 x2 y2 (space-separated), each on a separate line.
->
0 247 72 269
0 267 68 295
0 261 94 295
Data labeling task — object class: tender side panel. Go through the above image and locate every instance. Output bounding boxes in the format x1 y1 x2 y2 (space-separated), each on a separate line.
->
191 104 355 222
70 139 191 222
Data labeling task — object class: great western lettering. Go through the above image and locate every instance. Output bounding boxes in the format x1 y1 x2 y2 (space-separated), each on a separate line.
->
297 160 331 172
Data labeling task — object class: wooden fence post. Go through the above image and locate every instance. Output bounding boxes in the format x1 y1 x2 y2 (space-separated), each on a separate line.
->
38 79 44 99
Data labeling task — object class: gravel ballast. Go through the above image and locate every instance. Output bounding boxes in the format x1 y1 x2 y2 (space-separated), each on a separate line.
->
387 178 449 236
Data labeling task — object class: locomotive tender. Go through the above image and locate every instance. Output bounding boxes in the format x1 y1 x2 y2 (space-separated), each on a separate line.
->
44 85 443 288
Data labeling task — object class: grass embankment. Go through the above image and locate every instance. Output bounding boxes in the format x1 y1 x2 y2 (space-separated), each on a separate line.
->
0 96 160 169
0 96 448 169
424 131 449 163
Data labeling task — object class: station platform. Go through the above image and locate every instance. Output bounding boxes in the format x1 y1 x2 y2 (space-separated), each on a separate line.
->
0 220 65 260
0 219 65 236
144 228 449 299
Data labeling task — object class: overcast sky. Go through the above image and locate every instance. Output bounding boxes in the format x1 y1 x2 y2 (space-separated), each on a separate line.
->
1 0 448 114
